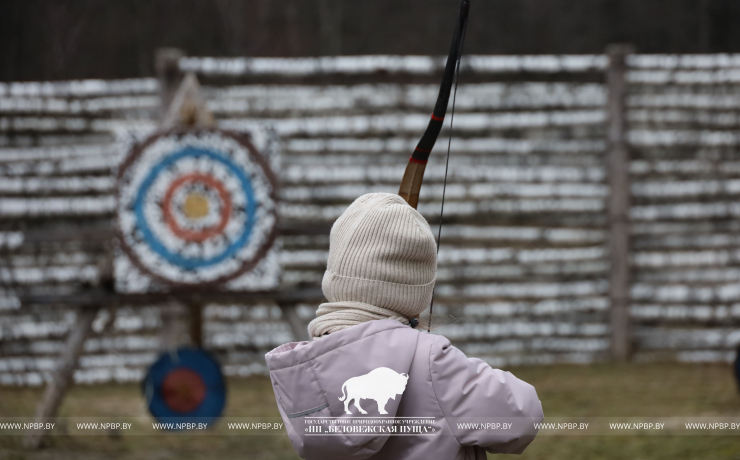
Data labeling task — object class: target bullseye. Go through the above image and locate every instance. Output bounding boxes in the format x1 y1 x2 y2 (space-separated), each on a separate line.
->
162 368 207 413
183 193 209 219
162 172 232 243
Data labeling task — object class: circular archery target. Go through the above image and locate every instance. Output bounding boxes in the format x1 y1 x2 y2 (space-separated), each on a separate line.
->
117 129 278 287
143 347 226 427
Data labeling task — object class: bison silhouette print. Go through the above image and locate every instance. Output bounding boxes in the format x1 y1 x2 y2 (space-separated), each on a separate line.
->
338 367 409 415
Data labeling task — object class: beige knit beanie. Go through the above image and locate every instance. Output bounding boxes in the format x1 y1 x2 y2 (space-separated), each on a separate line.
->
307 193 437 338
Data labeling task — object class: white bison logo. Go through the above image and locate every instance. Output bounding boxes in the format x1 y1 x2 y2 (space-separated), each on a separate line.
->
338 367 409 415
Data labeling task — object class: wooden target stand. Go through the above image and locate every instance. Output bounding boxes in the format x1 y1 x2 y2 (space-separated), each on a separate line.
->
23 50 324 448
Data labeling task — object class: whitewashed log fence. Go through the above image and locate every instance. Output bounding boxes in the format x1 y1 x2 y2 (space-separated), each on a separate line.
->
2 49 740 386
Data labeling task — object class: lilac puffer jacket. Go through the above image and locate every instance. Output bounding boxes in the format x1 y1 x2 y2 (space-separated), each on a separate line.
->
266 319 544 459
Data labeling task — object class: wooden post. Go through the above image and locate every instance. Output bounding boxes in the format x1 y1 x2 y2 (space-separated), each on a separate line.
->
605 44 634 362
161 73 215 128
155 48 185 121
189 302 204 347
278 302 310 342
155 52 214 353
159 301 189 351
24 307 100 448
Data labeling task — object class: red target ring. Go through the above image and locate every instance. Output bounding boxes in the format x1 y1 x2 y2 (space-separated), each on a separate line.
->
161 367 207 413
162 172 232 243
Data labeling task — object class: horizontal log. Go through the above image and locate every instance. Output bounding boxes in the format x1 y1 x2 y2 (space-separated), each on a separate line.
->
436 280 607 299
635 267 740 283
0 133 112 149
203 82 606 113
180 55 607 77
0 96 158 115
436 320 609 340
0 117 154 134
11 222 604 247
437 262 608 282
631 201 740 220
529 337 609 352
0 144 113 163
0 84 605 117
444 297 609 316
280 199 605 222
629 130 740 147
633 233 740 250
0 79 158 98
0 179 609 200
0 197 115 217
633 326 740 349
631 282 740 302
0 352 157 373
1 112 606 136
18 287 325 307
631 160 740 177
628 69 740 84
0 152 120 176
3 221 331 245
675 350 735 363
6 320 71 340
628 54 740 69
632 221 740 235
0 265 99 285
0 177 115 195
441 225 605 243
629 109 740 128
631 303 740 322
632 179 740 198
1 257 608 284
629 92 740 109
282 182 608 202
0 231 23 249
282 164 605 184
633 249 740 267
632 349 734 363
287 136 606 155
220 111 606 137
275 153 603 170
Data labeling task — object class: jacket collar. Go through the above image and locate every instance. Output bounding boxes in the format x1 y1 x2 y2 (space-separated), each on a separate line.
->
265 319 410 370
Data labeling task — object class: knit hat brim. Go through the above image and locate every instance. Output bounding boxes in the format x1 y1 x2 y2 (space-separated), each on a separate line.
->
322 268 435 318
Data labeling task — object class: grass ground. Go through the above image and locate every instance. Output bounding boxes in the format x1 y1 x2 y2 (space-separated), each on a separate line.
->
1 363 739 460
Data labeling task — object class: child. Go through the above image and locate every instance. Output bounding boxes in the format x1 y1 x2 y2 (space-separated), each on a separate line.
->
266 193 544 459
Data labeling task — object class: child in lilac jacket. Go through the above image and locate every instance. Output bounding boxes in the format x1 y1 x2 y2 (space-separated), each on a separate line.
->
266 193 544 460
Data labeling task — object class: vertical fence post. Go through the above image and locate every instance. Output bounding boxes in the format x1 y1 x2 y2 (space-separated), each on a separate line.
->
155 48 185 120
154 48 192 351
605 44 634 362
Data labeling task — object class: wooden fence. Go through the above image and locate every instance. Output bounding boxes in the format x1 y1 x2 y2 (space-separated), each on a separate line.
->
1 50 740 385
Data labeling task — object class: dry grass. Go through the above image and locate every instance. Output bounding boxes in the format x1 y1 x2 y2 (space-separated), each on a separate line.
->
1 363 739 460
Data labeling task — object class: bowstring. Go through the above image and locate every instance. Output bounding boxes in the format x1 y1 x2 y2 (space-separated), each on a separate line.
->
428 21 468 333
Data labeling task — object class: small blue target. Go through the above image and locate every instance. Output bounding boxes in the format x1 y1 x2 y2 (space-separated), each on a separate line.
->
142 347 226 429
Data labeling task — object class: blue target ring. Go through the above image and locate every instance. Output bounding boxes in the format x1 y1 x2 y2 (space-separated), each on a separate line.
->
143 347 227 428
134 146 257 270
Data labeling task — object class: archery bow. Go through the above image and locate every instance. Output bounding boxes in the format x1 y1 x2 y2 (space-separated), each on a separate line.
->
398 0 470 332
398 0 470 209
